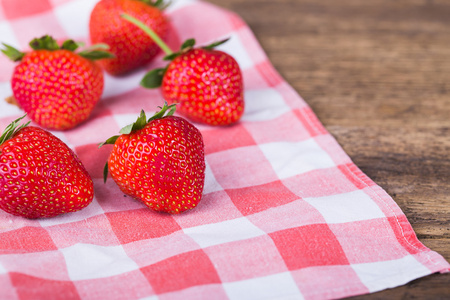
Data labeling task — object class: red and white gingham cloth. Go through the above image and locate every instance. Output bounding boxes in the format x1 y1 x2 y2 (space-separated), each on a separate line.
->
0 0 449 299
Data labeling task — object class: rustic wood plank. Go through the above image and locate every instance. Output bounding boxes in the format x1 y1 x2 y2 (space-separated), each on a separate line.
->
207 0 450 298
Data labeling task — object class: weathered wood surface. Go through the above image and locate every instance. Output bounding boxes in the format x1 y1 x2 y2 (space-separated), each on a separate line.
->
207 0 450 298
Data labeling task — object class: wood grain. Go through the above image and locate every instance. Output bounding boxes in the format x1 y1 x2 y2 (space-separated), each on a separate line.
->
207 0 450 298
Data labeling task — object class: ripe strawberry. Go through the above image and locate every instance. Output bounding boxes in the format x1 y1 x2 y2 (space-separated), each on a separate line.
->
0 115 94 219
122 14 245 126
89 0 169 75
1 35 112 130
100 102 205 214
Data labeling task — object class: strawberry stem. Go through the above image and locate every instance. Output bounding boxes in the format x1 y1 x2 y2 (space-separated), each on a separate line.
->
120 13 173 56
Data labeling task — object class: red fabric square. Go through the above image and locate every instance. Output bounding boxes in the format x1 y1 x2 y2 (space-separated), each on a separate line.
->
0 3 5 19
202 124 256 155
227 180 299 215
270 224 349 270
141 249 221 294
329 219 409 264
338 163 377 190
45 214 119 248
244 111 311 144
293 107 328 137
255 61 283 87
75 270 154 300
8 11 66 48
204 235 287 282
292 265 368 299
388 215 429 255
0 250 70 280
106 208 182 244
9 272 80 300
158 284 229 300
228 11 246 31
282 167 359 198
75 143 111 179
2 0 52 19
206 146 278 189
0 227 57 254
48 0 72 6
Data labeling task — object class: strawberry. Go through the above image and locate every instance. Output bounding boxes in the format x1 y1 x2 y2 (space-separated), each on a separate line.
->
89 0 169 75
100 102 205 214
122 14 245 126
1 35 112 130
0 115 94 219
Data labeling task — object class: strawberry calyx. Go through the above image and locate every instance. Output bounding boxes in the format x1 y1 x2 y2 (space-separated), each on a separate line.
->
1 35 114 62
162 38 229 61
99 102 176 182
0 114 30 146
1 44 25 62
139 38 229 88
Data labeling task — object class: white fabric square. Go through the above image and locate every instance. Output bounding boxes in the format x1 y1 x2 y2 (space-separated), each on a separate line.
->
183 217 265 248
215 33 253 70
112 113 144 130
0 82 21 117
260 139 336 179
139 296 159 300
53 0 98 38
0 82 11 99
352 255 431 293
241 88 289 122
203 161 223 194
0 22 20 47
304 190 386 224
61 243 139 280
39 197 104 227
224 272 303 300
103 70 147 98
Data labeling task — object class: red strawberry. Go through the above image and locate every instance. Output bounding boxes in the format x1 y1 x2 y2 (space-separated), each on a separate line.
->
89 0 169 75
100 102 205 214
0 115 94 219
1 35 112 130
122 14 245 126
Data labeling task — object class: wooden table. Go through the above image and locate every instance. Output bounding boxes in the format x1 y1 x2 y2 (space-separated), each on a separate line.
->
207 0 450 298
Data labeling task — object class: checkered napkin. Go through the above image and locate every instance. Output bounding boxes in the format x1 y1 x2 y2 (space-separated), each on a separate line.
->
0 0 449 299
